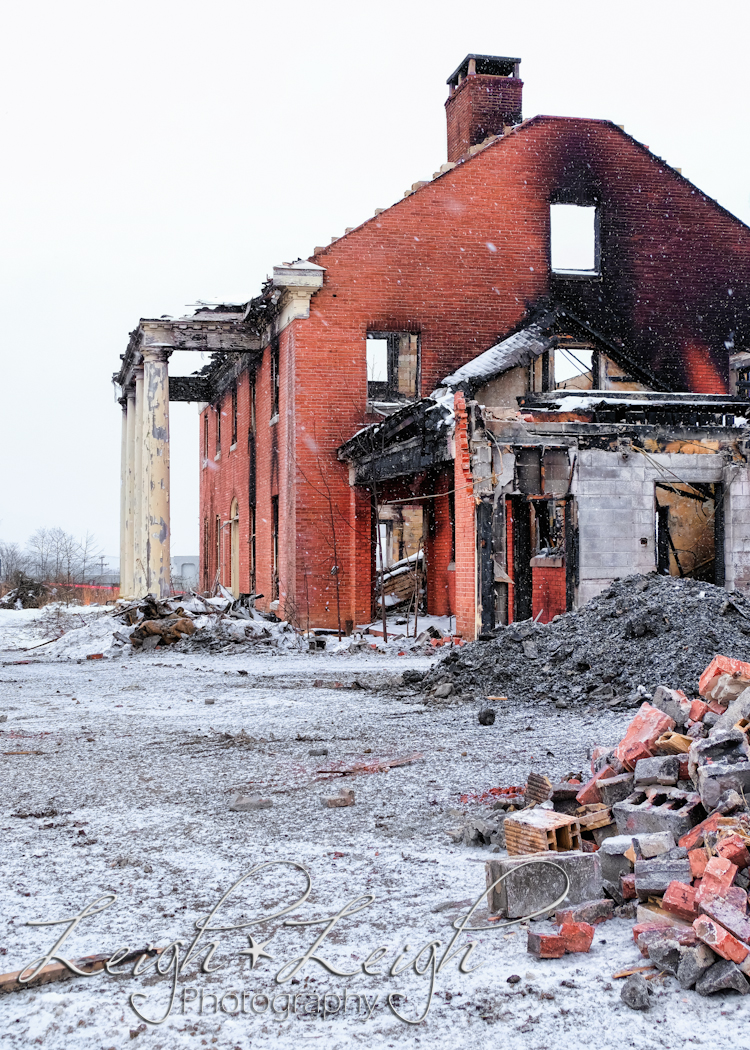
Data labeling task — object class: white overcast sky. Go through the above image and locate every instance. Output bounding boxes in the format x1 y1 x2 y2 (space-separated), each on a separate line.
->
1 0 749 562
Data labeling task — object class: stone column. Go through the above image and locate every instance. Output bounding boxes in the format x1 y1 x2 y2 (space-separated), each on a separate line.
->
141 346 171 598
132 366 146 596
123 387 137 596
119 398 128 597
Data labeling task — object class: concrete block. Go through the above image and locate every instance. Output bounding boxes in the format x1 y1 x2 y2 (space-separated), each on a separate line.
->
620 973 650 1010
632 831 675 858
486 851 602 919
634 756 680 787
677 944 715 989
555 899 613 926
646 938 682 976
613 787 705 841
651 686 692 728
696 760 750 811
598 835 634 883
634 858 692 900
599 773 635 807
695 958 750 995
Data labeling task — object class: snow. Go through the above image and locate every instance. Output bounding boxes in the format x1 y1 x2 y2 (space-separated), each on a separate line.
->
1 617 749 1048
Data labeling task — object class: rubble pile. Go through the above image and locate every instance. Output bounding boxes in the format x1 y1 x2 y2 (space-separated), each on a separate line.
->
111 593 305 654
472 654 750 1002
418 573 750 706
0 574 52 609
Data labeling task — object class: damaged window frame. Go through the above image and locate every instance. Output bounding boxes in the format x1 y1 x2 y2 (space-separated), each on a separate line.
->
549 198 601 278
270 341 280 423
366 331 420 405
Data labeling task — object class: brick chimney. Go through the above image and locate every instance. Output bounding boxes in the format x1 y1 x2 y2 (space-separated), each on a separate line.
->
445 54 523 163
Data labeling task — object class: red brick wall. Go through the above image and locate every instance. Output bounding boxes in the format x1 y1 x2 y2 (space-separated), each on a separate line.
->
452 392 476 639
446 75 523 162
531 563 567 624
424 468 453 616
201 115 750 627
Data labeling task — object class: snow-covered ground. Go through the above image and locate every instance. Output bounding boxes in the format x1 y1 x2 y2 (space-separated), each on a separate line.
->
1 621 749 1048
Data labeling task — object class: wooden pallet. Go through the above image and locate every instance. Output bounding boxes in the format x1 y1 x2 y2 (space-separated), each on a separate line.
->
504 809 582 856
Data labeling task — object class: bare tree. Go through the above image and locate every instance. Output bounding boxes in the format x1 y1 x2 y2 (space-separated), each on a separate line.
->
0 541 28 585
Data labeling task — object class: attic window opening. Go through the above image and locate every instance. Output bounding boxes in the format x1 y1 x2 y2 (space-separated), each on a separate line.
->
550 204 600 275
366 332 420 403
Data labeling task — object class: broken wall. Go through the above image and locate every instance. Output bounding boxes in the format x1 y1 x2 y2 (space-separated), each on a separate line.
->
575 448 750 604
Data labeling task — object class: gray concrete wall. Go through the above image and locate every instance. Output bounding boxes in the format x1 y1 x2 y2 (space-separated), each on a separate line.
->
574 449 750 605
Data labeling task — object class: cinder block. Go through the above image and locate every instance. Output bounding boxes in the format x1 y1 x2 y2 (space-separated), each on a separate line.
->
613 787 705 840
634 858 692 900
599 773 635 807
486 851 602 919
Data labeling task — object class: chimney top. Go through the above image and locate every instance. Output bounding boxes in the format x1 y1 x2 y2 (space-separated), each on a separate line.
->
446 54 521 87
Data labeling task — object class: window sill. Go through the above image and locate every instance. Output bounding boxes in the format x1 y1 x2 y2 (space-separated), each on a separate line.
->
551 268 601 280
229 442 237 452
214 453 221 462
269 414 279 426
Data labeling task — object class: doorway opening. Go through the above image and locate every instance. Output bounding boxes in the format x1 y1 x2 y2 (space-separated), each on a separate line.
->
655 482 723 584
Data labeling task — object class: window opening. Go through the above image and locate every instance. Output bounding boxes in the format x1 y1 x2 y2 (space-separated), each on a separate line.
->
231 385 238 446
202 518 209 589
203 413 209 460
366 332 419 402
271 496 279 600
249 505 256 594
550 204 599 274
249 376 256 435
215 514 221 586
215 405 221 455
270 343 280 419
555 347 595 389
229 498 239 598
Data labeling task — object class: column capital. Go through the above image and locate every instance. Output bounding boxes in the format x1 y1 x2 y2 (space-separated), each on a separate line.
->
141 346 172 365
126 385 136 401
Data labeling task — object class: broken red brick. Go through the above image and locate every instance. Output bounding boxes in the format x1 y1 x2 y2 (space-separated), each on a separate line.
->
716 834 750 870
678 755 690 781
699 655 750 701
695 856 738 906
688 849 709 879
679 812 726 851
689 699 710 722
662 880 699 921
693 915 750 963
621 874 637 900
614 703 676 770
699 898 750 943
575 766 615 806
527 931 565 958
558 922 595 954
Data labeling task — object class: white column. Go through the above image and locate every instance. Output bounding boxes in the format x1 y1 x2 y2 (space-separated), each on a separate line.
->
123 388 136 596
118 398 128 597
141 346 171 599
133 366 146 597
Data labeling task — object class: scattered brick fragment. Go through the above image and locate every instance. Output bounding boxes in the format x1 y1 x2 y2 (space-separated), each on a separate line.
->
662 881 699 921
693 916 750 963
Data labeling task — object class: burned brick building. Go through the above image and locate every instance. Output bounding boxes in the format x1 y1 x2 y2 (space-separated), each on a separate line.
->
114 54 750 638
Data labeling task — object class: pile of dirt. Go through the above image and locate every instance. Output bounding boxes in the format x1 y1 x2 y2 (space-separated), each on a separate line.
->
417 573 750 706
